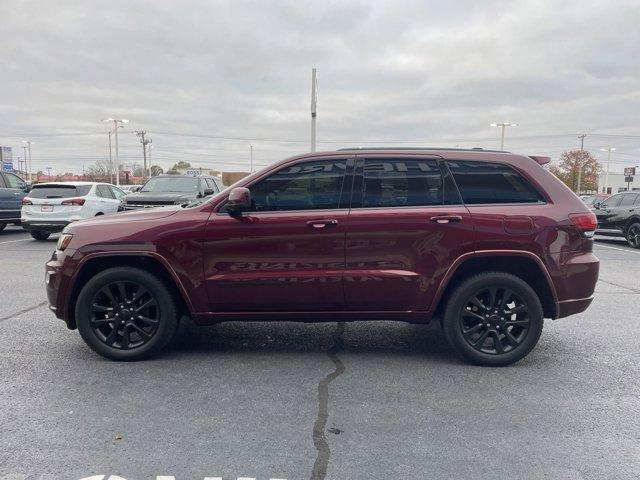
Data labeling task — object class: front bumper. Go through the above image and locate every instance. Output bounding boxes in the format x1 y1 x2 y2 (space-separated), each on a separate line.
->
45 249 77 328
22 220 70 233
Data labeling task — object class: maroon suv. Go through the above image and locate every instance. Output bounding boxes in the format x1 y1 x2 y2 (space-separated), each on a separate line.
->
46 148 599 365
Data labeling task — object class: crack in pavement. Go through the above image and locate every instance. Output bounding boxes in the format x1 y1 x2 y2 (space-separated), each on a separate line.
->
0 301 48 323
310 322 346 480
598 278 640 294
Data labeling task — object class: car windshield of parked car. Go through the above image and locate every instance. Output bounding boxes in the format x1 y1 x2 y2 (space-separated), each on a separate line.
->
582 195 595 205
28 184 91 198
140 177 199 193
601 195 622 208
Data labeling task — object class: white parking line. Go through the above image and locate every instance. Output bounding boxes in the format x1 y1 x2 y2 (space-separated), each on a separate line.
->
594 243 640 254
0 238 31 245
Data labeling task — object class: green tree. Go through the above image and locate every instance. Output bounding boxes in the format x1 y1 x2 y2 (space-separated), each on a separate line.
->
549 150 601 194
170 161 191 171
150 165 164 176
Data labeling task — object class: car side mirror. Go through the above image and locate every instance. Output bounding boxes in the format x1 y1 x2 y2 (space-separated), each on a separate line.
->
203 188 215 196
22 184 31 193
226 187 251 216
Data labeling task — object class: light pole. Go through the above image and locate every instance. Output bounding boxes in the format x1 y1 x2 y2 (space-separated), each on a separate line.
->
600 147 616 194
249 145 254 172
46 167 52 179
490 122 517 150
577 134 587 194
22 140 34 183
108 131 113 183
310 68 317 152
102 118 129 185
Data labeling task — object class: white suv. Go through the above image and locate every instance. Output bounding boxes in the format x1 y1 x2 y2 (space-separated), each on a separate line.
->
21 182 125 240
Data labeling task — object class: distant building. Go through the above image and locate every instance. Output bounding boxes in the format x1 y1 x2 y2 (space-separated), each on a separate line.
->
174 167 249 186
598 172 640 194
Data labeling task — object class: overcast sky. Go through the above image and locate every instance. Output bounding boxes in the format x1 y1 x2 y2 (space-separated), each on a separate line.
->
1 0 639 175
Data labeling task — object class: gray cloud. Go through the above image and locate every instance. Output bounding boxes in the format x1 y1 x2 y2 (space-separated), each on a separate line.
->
0 0 639 175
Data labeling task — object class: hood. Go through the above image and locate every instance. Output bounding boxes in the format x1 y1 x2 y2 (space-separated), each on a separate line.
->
124 192 196 203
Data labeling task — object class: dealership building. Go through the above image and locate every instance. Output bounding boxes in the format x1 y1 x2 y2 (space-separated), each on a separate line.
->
598 171 639 194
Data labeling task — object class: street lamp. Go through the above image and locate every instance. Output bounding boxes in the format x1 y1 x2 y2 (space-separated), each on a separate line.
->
600 147 616 194
102 118 129 185
490 122 518 150
22 140 34 183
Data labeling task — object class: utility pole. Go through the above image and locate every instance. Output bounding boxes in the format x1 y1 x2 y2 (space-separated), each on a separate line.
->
577 134 587 194
135 130 152 179
102 118 129 185
46 167 52 179
108 131 113 183
250 145 254 172
22 146 28 178
490 122 517 150
600 147 616 194
310 68 317 152
18 158 24 179
22 140 34 183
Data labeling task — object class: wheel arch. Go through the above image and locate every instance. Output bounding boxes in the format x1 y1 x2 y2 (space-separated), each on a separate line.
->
623 216 640 235
432 251 558 320
66 253 193 329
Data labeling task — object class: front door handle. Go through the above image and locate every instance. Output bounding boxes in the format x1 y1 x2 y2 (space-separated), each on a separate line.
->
430 215 463 224
307 219 338 229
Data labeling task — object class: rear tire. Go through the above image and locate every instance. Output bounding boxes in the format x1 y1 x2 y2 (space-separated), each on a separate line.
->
0 223 6 231
75 267 179 361
625 222 640 249
30 231 50 241
442 272 543 366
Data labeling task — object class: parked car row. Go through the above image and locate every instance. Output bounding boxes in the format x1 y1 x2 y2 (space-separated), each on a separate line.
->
0 173 225 239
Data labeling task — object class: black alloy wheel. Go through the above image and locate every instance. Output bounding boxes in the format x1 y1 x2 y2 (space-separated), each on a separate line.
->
442 272 544 366
76 267 178 360
626 223 640 249
459 286 530 355
89 280 160 350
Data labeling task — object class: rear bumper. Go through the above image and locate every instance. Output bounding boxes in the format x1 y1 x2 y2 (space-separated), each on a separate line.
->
548 251 599 319
22 220 69 233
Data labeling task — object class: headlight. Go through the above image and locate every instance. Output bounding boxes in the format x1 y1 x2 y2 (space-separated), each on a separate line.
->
56 233 73 251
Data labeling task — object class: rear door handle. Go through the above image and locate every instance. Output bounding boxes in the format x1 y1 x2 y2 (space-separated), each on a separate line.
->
307 219 338 228
430 215 463 224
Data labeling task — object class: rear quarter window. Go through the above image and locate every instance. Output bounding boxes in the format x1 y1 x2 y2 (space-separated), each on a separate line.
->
447 160 545 204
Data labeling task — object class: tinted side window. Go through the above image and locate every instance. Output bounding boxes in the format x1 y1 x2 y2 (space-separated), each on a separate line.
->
0 175 6 188
448 161 544 204
619 194 637 207
602 195 622 208
250 160 347 212
4 173 25 189
361 158 444 207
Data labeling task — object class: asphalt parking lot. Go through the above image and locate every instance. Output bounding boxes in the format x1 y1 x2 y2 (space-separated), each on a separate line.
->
0 226 638 480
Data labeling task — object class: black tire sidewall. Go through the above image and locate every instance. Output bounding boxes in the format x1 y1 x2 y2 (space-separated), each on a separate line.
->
625 222 640 249
0 223 6 231
443 272 544 367
30 231 50 240
75 267 177 361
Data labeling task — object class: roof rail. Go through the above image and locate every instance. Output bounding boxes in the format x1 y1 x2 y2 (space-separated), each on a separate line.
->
336 147 509 153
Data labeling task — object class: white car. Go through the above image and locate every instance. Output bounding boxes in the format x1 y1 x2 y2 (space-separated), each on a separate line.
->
21 182 126 240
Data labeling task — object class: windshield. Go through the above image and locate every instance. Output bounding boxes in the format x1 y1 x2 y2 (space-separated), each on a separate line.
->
140 177 199 193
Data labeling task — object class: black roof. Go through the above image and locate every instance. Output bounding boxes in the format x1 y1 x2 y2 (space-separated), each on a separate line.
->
336 147 509 153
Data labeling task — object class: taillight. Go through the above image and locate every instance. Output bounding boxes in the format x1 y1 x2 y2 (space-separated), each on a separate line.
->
22 198 33 205
61 198 86 206
569 212 597 238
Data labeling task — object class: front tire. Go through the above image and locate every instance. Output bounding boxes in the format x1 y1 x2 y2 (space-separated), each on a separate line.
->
30 231 50 241
442 272 543 366
75 267 178 361
625 222 640 249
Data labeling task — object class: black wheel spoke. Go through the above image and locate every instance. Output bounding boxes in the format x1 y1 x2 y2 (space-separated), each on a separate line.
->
104 328 119 346
501 288 514 306
469 296 486 311
131 286 148 303
138 315 159 326
116 282 128 303
463 323 483 335
493 332 504 353
136 299 156 313
121 327 131 349
473 330 490 347
91 304 114 313
100 286 117 306
90 317 114 326
463 309 486 322
130 323 152 340
487 287 497 309
505 319 529 327
504 330 519 347
505 304 526 315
